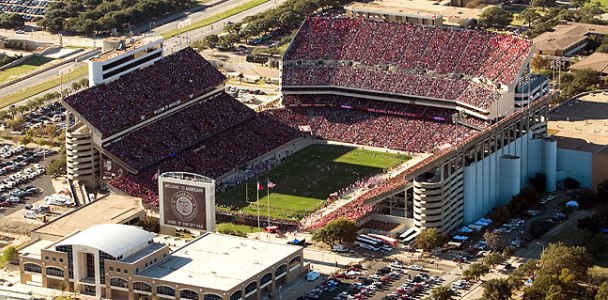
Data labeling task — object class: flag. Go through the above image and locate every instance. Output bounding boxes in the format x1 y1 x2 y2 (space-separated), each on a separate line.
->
257 182 264 191
152 169 160 180
267 181 276 188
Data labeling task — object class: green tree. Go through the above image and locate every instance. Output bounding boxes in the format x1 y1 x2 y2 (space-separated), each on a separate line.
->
140 215 159 233
483 278 512 300
531 0 557 10
484 231 507 251
47 145 67 175
203 34 219 49
415 228 447 253
517 8 540 27
539 244 592 279
530 173 547 193
545 285 568 300
426 286 456 300
483 252 503 267
463 263 490 281
597 281 608 300
312 218 357 246
490 206 510 225
479 7 513 28
2 246 18 263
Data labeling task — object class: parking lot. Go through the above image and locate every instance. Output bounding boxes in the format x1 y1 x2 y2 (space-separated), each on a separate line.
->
0 0 48 23
0 143 63 221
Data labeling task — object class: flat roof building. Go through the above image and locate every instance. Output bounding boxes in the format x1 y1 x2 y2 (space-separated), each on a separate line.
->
533 22 608 56
548 93 608 190
19 224 304 300
345 0 483 27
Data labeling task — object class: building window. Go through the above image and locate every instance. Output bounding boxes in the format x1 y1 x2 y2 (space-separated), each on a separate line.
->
230 291 242 300
109 267 114 272
260 273 272 286
99 251 116 285
46 267 64 277
44 256 49 260
289 256 301 265
156 286 175 297
52 257 56 262
180 289 199 300
123 269 128 274
56 245 73 279
110 277 128 288
275 264 287 277
203 294 222 300
24 263 41 273
154 258 157 263
245 281 257 294
133 281 152 292
116 268 121 273
59 258 63 263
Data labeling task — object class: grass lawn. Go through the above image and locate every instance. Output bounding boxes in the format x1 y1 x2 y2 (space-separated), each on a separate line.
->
595 0 608 8
216 144 410 220
0 56 54 84
162 0 269 39
216 222 263 233
0 64 87 109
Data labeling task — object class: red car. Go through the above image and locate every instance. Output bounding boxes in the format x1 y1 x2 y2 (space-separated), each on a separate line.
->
0 201 12 207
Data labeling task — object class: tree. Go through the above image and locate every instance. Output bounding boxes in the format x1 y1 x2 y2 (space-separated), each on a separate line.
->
2 246 18 263
539 244 592 279
415 228 447 253
59 281 67 296
563 177 580 189
203 34 219 49
530 173 547 193
517 8 540 27
483 252 503 267
531 0 556 10
597 281 608 300
502 246 516 259
561 69 601 99
47 145 67 175
426 286 456 300
490 206 510 225
140 215 159 233
482 278 511 300
478 7 513 28
545 285 568 300
78 78 89 88
463 263 490 281
484 231 507 251
312 218 357 247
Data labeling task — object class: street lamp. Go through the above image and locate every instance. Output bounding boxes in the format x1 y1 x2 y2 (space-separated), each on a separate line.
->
536 242 545 253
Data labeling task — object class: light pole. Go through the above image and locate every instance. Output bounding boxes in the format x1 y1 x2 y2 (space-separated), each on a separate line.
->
536 242 545 253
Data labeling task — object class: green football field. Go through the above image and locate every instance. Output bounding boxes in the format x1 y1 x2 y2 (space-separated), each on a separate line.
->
216 144 411 220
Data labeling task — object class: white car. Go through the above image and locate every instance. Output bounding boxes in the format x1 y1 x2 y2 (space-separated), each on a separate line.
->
369 274 381 280
391 262 405 269
34 164 43 169
409 265 424 271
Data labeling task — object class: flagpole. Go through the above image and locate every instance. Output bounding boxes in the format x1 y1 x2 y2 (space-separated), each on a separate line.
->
267 178 270 228
257 179 261 238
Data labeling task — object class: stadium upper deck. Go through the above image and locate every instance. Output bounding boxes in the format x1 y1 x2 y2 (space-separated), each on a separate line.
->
281 17 534 114
64 48 226 138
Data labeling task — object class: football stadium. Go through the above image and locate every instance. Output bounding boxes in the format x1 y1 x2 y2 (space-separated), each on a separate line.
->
62 16 555 238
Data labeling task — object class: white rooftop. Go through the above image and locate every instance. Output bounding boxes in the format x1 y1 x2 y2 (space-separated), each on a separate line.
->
138 233 301 291
55 224 154 258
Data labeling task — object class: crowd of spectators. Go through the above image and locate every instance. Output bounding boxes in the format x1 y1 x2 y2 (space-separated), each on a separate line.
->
65 47 226 136
282 65 501 110
105 92 256 170
108 113 301 206
269 105 474 153
285 17 532 85
283 17 533 111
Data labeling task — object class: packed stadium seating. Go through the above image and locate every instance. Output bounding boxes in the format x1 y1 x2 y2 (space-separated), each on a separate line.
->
105 92 256 170
283 17 533 111
65 47 226 136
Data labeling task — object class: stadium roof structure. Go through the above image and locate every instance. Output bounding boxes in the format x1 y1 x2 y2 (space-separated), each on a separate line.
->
56 224 154 258
138 233 301 291
63 48 227 137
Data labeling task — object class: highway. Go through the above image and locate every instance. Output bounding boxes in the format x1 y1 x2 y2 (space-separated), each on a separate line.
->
0 0 288 108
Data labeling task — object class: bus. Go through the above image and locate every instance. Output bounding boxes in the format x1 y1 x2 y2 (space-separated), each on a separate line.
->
367 234 399 248
356 235 383 248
